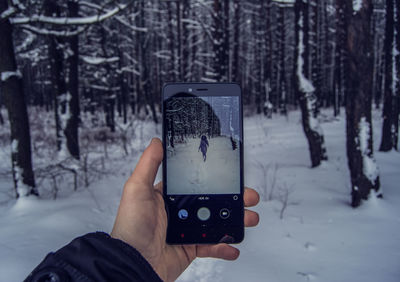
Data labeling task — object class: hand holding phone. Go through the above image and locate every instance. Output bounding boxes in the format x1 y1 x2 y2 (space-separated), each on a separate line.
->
162 83 245 244
111 136 259 281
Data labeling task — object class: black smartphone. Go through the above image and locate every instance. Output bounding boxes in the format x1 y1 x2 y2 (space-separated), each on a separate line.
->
162 83 244 244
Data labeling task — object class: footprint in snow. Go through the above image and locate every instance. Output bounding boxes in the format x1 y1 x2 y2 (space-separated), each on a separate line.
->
91 208 102 214
297 271 317 281
304 242 317 252
178 258 222 282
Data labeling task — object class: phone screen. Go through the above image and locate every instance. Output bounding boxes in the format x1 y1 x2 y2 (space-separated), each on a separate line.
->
166 95 241 195
163 83 244 244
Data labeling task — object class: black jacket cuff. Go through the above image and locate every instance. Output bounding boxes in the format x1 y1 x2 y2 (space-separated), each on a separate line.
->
25 232 163 282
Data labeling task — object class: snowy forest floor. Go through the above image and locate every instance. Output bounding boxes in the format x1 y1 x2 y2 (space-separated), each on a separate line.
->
167 136 240 195
0 109 399 282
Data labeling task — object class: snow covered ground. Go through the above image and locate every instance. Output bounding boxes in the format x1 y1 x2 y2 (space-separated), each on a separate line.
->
167 136 240 195
1 110 399 282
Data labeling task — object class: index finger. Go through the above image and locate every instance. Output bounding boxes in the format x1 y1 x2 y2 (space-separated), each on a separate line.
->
244 187 260 207
129 138 163 186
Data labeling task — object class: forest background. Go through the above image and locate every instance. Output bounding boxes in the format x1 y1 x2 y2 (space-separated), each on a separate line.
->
0 0 399 280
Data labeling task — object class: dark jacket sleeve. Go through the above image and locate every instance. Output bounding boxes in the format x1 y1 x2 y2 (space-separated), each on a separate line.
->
24 232 163 282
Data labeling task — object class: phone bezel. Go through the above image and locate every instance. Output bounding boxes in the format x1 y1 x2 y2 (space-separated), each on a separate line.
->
162 82 244 245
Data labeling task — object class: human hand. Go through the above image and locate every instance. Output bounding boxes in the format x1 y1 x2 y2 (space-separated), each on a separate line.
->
111 138 260 282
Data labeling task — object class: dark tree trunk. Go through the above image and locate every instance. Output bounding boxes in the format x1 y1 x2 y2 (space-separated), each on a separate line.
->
182 0 190 80
64 0 80 160
231 0 240 83
100 26 116 132
176 0 182 81
334 0 347 116
264 0 272 106
344 0 381 207
189 5 198 81
223 0 230 81
397 0 400 143
212 0 227 82
138 1 157 124
380 0 399 151
0 0 37 197
0 103 4 125
44 0 65 151
167 2 176 81
294 0 328 168
279 6 287 114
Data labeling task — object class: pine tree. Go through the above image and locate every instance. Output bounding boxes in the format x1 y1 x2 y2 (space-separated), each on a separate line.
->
380 0 399 151
344 0 381 207
0 0 37 197
294 0 328 168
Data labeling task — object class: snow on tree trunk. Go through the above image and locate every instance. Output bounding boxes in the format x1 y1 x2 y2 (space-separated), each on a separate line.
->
294 0 328 168
380 0 399 152
344 0 381 207
0 0 37 197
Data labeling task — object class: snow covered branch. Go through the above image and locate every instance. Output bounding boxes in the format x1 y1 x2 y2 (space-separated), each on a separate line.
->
10 1 133 26
1 6 17 20
19 24 87 37
1 70 22 82
352 0 363 13
82 56 119 65
0 0 25 20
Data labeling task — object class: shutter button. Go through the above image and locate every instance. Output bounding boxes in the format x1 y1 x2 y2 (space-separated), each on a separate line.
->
197 207 211 221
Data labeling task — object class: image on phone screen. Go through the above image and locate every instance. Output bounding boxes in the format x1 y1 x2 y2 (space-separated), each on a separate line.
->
165 95 241 195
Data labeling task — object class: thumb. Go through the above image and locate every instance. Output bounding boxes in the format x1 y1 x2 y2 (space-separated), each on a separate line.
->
129 138 163 187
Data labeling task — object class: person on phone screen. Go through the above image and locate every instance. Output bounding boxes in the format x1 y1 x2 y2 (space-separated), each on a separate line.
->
198 135 209 162
24 138 260 282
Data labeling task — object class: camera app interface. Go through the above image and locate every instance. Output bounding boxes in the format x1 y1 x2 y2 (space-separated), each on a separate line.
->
165 95 241 195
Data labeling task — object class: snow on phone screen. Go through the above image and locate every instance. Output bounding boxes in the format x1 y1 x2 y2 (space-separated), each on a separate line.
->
166 96 240 195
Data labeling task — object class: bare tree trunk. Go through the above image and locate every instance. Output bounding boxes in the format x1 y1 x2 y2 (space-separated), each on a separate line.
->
182 0 190 81
176 0 182 81
279 6 287 114
344 0 381 207
167 2 176 81
380 0 399 151
231 0 240 83
0 0 37 197
44 0 66 151
334 0 347 116
64 0 80 160
0 103 4 125
223 0 230 81
294 0 328 168
212 0 227 82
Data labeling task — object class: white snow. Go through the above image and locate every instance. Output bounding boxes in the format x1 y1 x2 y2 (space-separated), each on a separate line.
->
11 139 18 153
58 92 72 160
297 16 315 94
296 15 324 139
358 117 379 184
167 137 240 195
307 97 323 135
1 70 22 82
0 110 399 282
12 163 29 197
10 139 31 197
0 7 16 19
353 0 363 13
82 56 119 65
